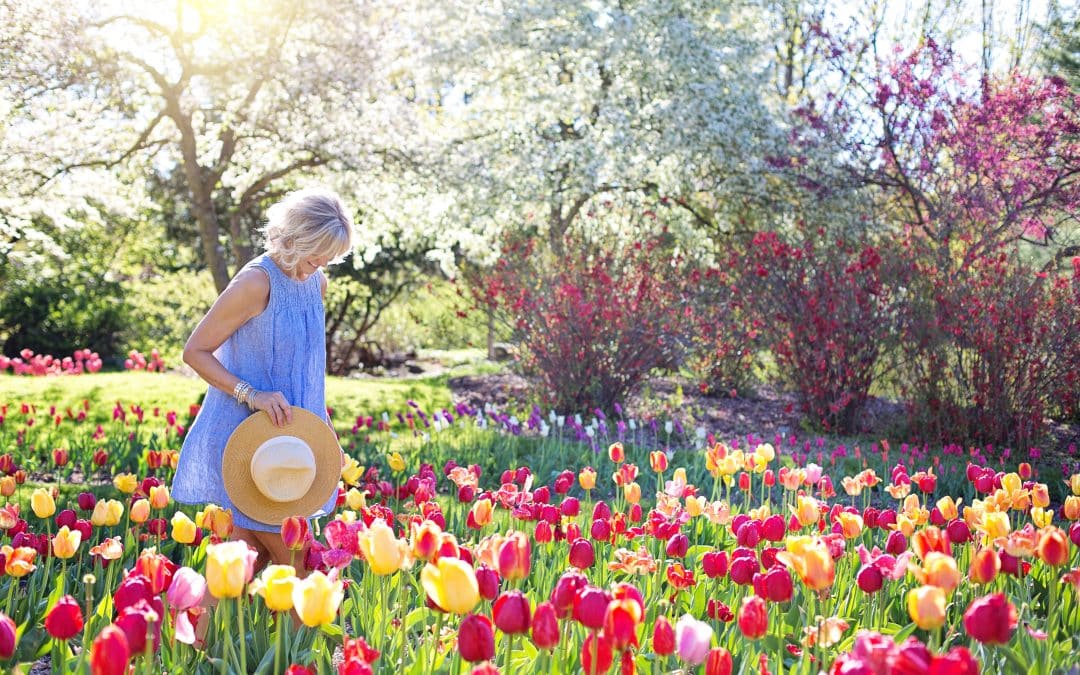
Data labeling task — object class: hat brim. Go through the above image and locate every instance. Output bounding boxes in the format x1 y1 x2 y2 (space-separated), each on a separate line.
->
223 407 341 526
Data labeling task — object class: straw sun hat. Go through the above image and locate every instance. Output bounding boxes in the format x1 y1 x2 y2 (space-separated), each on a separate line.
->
222 407 341 525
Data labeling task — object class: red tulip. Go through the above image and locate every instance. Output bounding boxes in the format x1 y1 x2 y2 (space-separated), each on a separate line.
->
573 587 610 629
969 548 1000 585
759 566 793 603
458 614 496 663
856 565 883 594
592 501 612 521
946 519 970 544
581 631 614 675
762 515 786 541
929 646 980 675
471 664 500 675
604 598 643 649
652 615 675 656
534 520 553 543
737 596 767 640
531 602 560 650
115 599 161 654
590 519 611 542
285 666 316 675
666 533 689 558
1037 528 1069 567
705 648 733 675
90 624 130 675
550 571 587 618
560 497 580 517
963 593 1017 645
77 492 97 512
568 538 595 570
492 591 531 634
497 532 531 580
475 564 500 601
44 595 84 640
701 551 729 579
885 530 906 555
0 613 17 660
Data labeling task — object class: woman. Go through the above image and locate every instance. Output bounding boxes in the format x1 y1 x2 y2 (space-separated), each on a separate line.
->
173 187 354 570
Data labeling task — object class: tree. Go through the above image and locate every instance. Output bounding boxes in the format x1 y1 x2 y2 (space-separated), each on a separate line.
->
2 0 382 292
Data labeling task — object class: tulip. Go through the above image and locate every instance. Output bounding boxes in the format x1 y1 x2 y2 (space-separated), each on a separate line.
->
0 613 15 659
907 585 947 630
167 567 206 611
573 587 610 629
581 631 614 674
411 520 443 562
170 512 197 544
51 526 82 559
420 557 480 614
705 648 733 675
0 477 14 497
921 552 961 593
148 485 170 509
458 614 496 662
652 615 675 656
281 516 310 551
604 598 643 649
550 571 587 618
969 548 1000 585
254 565 297 612
497 531 531 580
963 593 1017 645
77 492 97 512
467 499 494 529
112 473 138 494
205 541 257 599
128 499 149 525
531 601 560 650
31 488 56 519
3 546 37 577
737 596 767 640
358 519 409 575
856 564 884 594
492 590 531 634
760 566 794 603
45 595 84 640
650 451 668 473
608 442 625 463
776 536 834 591
387 451 406 472
90 624 130 675
292 571 344 626
701 550 729 579
675 614 713 664
116 598 161 657
1038 527 1069 567
196 504 234 539
475 564 500 601
568 538 595 569
579 467 597 490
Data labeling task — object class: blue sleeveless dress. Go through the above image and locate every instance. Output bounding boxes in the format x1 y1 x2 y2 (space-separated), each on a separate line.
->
172 254 337 532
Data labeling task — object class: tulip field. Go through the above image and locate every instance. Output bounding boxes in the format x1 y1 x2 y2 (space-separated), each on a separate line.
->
1 379 1079 674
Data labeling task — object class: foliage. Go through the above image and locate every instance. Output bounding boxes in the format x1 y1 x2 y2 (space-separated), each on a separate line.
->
478 231 702 413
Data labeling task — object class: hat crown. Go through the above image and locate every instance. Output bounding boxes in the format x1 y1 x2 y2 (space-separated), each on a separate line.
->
249 436 317 503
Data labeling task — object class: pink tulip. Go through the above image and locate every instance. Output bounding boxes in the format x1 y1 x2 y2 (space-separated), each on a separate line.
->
675 614 713 665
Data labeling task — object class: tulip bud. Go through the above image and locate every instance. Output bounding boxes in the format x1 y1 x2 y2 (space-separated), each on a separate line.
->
666 533 689 558
963 593 1017 644
573 587 610 629
701 550 729 579
885 530 906 556
737 596 767 639
492 590 531 634
44 595 84 640
856 565 883 594
77 492 97 512
0 613 16 660
531 601 560 650
90 624 131 675
1037 528 1069 567
569 538 595 570
969 548 1000 585
652 615 675 656
675 614 714 664
458 614 495 663
705 647 733 675
650 451 668 473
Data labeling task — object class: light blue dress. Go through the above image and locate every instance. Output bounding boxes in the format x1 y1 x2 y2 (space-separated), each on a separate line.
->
172 254 337 532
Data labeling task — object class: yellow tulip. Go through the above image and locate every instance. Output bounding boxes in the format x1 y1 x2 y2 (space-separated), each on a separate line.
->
579 467 597 490
776 536 835 591
103 500 124 527
357 519 409 575
387 452 406 473
31 488 55 519
791 495 820 527
129 499 150 524
685 495 706 518
205 541 257 599
113 473 139 494
907 585 946 630
981 511 1010 543
90 501 111 527
52 526 82 559
345 488 366 511
837 512 864 539
292 571 344 627
171 512 197 544
1001 473 1022 496
1031 506 1053 529
341 456 363 486
936 496 960 522
623 482 641 505
1069 473 1080 496
2 545 37 577
420 557 479 614
252 565 297 612
196 504 233 539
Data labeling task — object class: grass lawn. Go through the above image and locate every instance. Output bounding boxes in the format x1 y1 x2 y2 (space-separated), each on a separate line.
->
0 371 455 426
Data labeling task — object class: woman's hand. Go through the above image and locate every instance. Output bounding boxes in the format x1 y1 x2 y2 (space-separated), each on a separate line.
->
250 390 293 427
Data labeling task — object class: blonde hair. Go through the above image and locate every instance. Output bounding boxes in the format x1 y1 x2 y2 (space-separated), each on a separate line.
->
261 188 354 273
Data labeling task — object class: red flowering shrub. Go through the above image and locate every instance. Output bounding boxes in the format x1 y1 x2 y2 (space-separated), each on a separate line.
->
476 232 700 412
736 228 901 433
685 263 759 397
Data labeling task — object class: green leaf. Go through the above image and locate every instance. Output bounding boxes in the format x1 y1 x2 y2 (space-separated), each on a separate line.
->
1000 646 1029 673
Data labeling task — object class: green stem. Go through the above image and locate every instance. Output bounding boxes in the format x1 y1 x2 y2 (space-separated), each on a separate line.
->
237 596 248 674
219 599 233 675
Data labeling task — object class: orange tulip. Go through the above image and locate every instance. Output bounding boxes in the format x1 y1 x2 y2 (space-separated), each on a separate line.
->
919 552 961 593
1038 527 1069 567
649 451 668 473
776 536 834 591
410 520 443 562
468 499 494 529
579 467 597 491
608 442 625 463
624 482 642 505
51 526 82 559
2 545 37 577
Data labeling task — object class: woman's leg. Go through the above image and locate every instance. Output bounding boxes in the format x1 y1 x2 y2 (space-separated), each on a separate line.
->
232 525 272 571
251 529 312 577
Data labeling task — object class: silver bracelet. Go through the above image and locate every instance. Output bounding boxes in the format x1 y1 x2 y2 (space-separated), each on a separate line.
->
233 381 253 407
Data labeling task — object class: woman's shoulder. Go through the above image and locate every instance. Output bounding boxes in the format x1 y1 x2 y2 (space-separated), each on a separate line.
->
222 264 272 310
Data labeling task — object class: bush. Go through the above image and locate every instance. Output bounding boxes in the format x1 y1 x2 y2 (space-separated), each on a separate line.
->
899 247 1080 447
685 265 760 397
478 232 701 413
120 270 217 364
737 229 901 433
